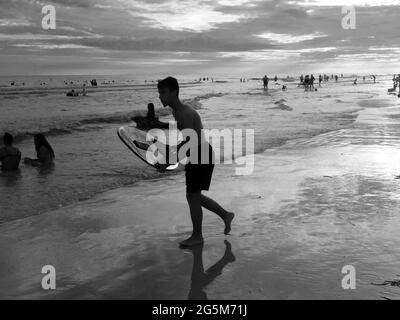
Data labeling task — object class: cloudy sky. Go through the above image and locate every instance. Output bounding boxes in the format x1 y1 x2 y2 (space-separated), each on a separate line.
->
0 0 399 76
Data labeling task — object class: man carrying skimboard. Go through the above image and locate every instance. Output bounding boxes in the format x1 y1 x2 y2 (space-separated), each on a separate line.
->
155 77 235 248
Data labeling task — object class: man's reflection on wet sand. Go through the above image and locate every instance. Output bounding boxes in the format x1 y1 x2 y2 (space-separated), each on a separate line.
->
186 240 236 300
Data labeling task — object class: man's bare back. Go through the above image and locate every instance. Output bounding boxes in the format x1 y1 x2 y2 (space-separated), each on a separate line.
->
172 104 205 144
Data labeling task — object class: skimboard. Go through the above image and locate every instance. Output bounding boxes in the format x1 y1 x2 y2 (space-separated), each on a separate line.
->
118 126 185 170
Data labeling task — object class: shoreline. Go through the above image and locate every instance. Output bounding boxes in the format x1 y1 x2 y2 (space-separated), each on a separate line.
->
2 98 400 299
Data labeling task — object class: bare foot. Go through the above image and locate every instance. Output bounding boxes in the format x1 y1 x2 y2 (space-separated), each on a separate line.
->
179 235 204 248
224 212 235 235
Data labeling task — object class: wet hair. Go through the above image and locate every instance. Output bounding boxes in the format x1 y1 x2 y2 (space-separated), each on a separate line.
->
157 77 179 97
34 134 55 160
3 132 13 145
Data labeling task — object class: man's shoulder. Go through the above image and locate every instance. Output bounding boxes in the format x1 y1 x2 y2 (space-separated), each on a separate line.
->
182 104 200 117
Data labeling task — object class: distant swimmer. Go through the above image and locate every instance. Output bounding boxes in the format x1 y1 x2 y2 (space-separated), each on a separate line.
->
66 89 79 97
0 133 21 171
132 103 169 130
282 85 287 91
24 134 55 167
353 78 358 85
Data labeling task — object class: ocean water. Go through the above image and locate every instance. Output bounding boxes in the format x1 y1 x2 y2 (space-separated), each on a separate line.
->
0 74 397 223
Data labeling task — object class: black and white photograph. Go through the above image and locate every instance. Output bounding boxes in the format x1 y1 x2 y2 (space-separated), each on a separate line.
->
1 0 400 303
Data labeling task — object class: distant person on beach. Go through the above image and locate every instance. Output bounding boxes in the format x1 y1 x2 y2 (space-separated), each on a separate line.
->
353 78 358 85
304 75 310 91
274 75 278 82
319 74 323 87
299 75 304 86
372 75 376 83
263 75 269 90
0 133 21 171
310 74 315 90
396 74 400 89
24 134 55 166
155 77 234 247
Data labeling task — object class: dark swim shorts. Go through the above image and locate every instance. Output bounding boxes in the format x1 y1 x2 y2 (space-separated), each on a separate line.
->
185 143 215 193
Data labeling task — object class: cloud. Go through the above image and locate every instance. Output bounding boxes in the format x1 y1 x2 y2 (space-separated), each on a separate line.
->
0 19 33 27
290 0 400 6
1 0 400 75
254 32 327 44
122 0 248 32
12 43 95 49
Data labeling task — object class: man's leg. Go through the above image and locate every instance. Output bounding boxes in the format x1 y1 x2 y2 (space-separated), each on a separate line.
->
180 192 204 247
200 194 234 235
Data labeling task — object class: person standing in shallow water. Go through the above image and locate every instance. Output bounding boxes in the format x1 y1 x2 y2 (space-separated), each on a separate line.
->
156 77 235 248
0 133 21 171
24 134 55 166
263 75 269 90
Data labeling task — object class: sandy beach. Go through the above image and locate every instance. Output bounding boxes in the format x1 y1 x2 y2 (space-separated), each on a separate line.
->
2 77 400 300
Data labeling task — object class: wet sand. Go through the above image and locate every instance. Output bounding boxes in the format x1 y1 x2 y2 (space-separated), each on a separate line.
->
3 95 400 300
